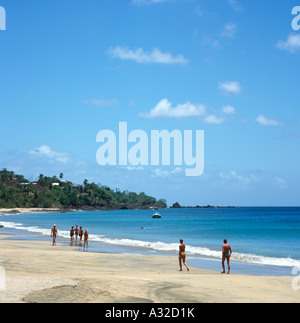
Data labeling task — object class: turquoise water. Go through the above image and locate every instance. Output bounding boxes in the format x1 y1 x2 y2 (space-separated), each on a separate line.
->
1 207 300 276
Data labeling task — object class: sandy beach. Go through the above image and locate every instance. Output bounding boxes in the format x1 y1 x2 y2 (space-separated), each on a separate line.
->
0 208 67 215
0 234 299 303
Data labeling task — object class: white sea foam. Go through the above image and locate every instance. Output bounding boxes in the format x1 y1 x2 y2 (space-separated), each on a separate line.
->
1 220 300 268
0 221 24 229
91 236 300 267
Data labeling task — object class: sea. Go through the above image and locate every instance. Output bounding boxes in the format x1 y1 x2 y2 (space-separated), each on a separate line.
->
1 207 300 277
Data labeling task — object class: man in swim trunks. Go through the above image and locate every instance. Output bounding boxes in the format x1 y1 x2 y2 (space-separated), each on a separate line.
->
222 239 232 274
51 225 58 246
179 239 190 272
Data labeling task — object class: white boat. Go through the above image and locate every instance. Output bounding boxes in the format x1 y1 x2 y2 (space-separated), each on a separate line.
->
152 212 162 219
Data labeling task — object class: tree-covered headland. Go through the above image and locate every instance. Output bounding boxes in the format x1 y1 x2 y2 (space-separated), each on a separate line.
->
0 169 167 210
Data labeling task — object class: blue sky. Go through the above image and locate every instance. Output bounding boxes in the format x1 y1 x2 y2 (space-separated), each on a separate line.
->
0 0 300 206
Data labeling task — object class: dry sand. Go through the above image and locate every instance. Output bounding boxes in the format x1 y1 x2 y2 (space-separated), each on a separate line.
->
0 234 299 303
0 208 65 215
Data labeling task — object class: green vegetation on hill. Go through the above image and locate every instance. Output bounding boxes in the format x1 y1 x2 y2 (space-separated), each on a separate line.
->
0 169 167 210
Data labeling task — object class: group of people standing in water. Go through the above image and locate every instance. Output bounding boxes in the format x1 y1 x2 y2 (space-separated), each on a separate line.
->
70 225 89 249
50 224 89 250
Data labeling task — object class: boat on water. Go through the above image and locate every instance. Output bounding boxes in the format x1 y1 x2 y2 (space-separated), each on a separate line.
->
152 212 162 219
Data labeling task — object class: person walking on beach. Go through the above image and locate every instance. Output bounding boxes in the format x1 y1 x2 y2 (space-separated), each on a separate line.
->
51 225 58 246
84 229 89 250
222 239 232 274
179 239 190 272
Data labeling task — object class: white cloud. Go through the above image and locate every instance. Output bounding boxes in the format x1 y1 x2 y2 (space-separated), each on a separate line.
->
222 105 236 115
228 0 243 12
139 98 206 118
139 99 234 125
220 23 237 39
219 81 242 95
276 34 300 53
107 46 188 65
29 145 71 164
126 166 144 171
204 115 225 124
84 98 119 107
274 177 287 189
200 35 220 48
152 167 183 178
255 115 283 126
128 99 138 106
219 170 288 190
194 5 204 17
219 171 251 186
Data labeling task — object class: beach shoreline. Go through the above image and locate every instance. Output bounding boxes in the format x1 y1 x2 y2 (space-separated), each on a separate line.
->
0 233 299 303
0 208 72 215
0 207 299 278
0 207 164 215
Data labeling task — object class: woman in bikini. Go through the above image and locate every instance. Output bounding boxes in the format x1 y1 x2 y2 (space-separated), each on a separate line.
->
179 239 190 272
